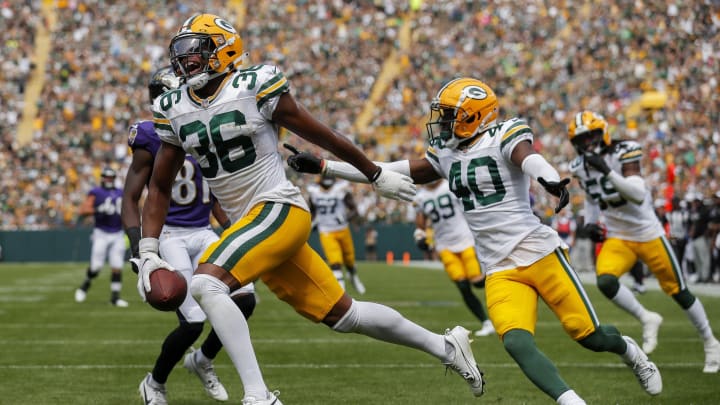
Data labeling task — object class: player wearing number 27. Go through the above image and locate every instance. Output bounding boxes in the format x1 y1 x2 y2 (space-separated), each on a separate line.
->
307 175 366 294
74 167 129 307
567 110 720 373
287 78 663 404
139 13 485 404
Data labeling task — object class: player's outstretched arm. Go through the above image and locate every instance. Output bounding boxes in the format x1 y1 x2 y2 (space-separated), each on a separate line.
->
285 143 440 185
512 140 570 213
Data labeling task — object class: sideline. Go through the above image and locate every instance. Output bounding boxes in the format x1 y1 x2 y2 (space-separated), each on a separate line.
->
400 260 720 298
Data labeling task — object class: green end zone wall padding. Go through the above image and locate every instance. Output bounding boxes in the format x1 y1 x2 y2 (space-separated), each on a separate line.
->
0 224 425 263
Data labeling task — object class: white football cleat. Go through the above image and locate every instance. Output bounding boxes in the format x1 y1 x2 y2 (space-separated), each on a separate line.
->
443 326 485 397
241 390 282 405
111 298 129 308
641 311 663 354
703 338 720 373
623 336 662 395
349 274 366 295
139 373 168 405
474 320 495 337
183 348 228 401
74 289 86 303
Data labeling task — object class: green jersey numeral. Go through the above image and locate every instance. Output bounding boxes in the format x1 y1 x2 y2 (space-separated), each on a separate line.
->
178 110 257 178
448 157 506 211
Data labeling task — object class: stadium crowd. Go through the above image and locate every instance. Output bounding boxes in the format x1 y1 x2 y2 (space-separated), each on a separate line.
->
1 1 718 262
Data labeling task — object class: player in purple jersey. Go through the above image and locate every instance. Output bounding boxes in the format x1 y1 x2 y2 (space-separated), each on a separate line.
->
74 167 129 307
122 66 256 403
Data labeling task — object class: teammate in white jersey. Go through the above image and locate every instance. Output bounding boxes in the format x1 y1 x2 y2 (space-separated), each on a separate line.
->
567 110 720 372
413 179 493 337
138 14 485 404
287 78 662 404
306 175 366 294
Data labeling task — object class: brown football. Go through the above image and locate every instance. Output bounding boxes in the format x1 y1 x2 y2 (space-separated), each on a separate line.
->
145 268 187 312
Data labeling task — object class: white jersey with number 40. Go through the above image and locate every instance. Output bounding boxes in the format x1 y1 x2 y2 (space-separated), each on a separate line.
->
152 64 308 221
425 118 564 273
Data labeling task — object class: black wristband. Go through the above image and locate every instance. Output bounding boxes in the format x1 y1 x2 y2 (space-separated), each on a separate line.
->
222 219 232 230
125 226 141 257
370 166 382 183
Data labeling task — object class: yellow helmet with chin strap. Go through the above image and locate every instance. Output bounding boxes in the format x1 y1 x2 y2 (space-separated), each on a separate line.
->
169 13 245 89
567 111 610 155
426 78 499 149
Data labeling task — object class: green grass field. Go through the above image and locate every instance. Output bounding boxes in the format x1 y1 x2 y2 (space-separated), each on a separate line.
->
1 261 719 404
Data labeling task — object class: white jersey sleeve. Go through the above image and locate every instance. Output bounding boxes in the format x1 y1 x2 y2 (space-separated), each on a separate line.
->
151 65 308 221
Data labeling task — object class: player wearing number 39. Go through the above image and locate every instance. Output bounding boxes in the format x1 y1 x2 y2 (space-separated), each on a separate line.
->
140 13 485 404
287 77 663 404
74 167 129 307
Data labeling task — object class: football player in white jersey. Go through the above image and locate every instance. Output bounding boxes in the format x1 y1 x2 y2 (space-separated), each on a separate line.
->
413 179 494 337
123 66 258 404
138 14 485 404
306 174 366 294
287 78 663 404
567 110 720 372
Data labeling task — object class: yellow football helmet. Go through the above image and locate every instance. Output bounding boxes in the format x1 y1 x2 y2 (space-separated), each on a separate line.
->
426 78 498 149
567 111 610 154
169 13 244 89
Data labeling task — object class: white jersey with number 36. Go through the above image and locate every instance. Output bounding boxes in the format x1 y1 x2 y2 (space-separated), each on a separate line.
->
152 64 308 222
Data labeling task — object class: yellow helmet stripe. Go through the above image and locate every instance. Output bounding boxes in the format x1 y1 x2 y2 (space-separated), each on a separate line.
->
619 149 643 162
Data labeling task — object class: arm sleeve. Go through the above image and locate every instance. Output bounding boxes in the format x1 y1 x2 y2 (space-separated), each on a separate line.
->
607 171 646 204
325 160 411 183
520 153 560 182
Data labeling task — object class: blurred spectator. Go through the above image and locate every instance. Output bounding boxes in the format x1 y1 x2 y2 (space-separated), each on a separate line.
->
4 1 720 230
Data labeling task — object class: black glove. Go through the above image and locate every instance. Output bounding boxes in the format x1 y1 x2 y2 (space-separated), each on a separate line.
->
584 223 606 243
284 143 324 174
126 226 141 274
537 177 570 214
416 238 430 252
584 154 610 175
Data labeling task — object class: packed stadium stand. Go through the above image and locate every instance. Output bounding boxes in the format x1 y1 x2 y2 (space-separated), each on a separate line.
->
1 0 719 230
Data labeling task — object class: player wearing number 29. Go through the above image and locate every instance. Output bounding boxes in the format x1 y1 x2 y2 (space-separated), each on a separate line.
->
74 167 129 307
567 110 720 373
287 77 663 403
123 66 257 404
139 13 485 404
